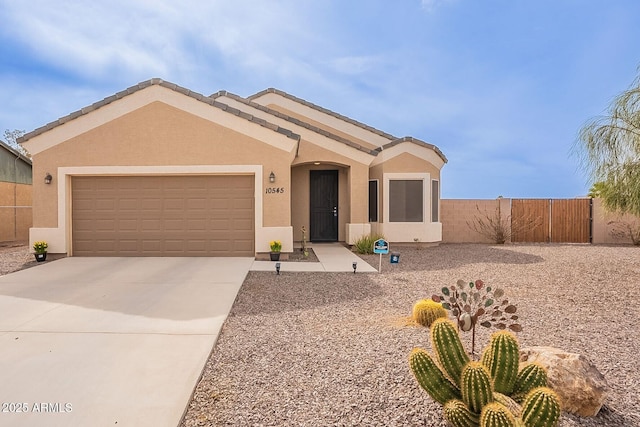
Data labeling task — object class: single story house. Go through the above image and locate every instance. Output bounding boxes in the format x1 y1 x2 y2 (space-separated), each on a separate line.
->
0 139 32 243
20 79 446 256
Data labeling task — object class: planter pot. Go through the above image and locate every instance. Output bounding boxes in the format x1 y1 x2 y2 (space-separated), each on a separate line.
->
270 252 281 261
34 252 47 262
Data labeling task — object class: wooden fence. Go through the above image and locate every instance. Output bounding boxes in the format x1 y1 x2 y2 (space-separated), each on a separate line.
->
511 198 591 243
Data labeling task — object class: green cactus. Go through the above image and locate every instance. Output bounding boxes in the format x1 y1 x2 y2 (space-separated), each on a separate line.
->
482 331 519 395
461 362 494 414
409 348 461 405
412 299 448 327
431 318 470 386
480 402 517 427
521 387 561 427
512 363 548 404
444 399 480 427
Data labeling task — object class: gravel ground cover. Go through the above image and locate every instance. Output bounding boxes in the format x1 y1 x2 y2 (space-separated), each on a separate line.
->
2 244 638 426
182 244 640 427
0 244 36 276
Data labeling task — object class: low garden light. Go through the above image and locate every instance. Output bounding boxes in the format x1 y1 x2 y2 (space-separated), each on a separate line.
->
352 261 357 274
275 262 281 275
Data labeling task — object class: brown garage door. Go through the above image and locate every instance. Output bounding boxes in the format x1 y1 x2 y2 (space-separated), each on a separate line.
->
72 175 254 256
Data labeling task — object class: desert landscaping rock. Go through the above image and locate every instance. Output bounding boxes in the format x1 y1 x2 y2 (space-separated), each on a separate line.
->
180 244 640 427
2 244 638 426
520 346 609 417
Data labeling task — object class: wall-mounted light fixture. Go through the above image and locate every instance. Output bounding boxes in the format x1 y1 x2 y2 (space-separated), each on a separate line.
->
269 171 276 183
44 173 53 185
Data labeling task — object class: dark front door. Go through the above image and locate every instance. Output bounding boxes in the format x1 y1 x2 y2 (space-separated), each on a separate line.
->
310 170 338 241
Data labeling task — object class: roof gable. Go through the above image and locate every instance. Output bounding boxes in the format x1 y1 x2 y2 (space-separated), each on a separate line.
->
213 90 378 157
20 79 300 155
248 88 395 148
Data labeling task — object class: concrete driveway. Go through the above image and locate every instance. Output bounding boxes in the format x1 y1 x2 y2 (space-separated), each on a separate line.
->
0 257 253 427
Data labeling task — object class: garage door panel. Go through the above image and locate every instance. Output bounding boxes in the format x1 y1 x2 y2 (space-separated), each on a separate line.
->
72 175 254 256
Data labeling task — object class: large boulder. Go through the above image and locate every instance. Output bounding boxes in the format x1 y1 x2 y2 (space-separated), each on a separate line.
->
520 346 608 417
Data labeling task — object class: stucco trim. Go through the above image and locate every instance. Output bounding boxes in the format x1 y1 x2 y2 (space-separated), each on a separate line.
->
249 88 397 142
381 172 442 243
371 140 447 169
215 91 379 157
20 79 300 155
51 165 264 255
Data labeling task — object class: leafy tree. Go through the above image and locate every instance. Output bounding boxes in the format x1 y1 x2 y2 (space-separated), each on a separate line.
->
587 181 606 198
574 70 640 216
2 129 29 157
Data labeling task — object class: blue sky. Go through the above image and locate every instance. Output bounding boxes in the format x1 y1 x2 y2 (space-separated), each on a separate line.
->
1 0 638 198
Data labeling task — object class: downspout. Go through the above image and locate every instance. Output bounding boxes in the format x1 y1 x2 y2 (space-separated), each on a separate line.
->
13 153 19 241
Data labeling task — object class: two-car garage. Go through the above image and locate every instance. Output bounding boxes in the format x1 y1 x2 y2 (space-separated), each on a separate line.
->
71 175 255 256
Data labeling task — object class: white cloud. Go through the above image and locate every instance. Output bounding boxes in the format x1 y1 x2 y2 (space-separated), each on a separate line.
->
1 0 322 86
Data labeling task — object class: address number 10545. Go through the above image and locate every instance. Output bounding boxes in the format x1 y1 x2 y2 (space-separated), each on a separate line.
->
265 187 285 194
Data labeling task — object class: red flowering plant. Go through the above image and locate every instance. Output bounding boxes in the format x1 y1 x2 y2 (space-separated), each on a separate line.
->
432 279 521 355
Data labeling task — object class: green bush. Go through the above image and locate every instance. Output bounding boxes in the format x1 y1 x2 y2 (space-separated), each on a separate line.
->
353 233 385 254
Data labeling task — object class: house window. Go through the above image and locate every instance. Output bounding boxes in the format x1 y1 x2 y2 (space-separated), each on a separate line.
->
431 179 440 222
368 180 378 222
389 180 423 222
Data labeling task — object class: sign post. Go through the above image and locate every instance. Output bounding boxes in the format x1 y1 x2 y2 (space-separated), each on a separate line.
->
373 238 389 273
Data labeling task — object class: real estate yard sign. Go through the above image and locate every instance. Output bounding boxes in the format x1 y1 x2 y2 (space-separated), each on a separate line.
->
373 238 389 272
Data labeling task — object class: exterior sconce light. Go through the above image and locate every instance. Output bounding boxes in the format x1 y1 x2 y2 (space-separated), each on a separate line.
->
269 171 276 183
44 173 53 185
352 261 357 274
275 262 281 275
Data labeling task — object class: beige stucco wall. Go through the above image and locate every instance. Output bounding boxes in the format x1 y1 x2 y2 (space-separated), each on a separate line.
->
368 152 444 243
290 139 370 243
0 182 32 243
592 198 640 244
265 104 380 150
32 102 296 230
441 198 511 243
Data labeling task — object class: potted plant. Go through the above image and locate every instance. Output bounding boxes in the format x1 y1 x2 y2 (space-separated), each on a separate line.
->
269 240 282 261
33 241 48 262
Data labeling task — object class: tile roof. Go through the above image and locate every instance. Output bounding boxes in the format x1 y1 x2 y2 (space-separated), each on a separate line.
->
248 88 397 141
377 137 448 163
212 90 379 156
18 78 300 144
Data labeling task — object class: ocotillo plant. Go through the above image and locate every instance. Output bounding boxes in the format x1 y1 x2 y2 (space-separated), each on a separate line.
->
432 279 522 355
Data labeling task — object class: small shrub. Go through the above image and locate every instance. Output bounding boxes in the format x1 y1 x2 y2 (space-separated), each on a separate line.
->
269 240 282 252
608 220 640 245
353 233 385 254
33 241 48 253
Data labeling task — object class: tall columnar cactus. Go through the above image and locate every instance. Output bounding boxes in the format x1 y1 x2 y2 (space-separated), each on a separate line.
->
431 318 470 386
521 388 561 427
480 402 518 427
461 362 494 414
512 363 548 404
482 331 520 395
409 348 461 405
412 299 448 327
409 309 560 427
444 399 480 427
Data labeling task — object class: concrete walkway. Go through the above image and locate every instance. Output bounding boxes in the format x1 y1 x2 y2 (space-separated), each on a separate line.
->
251 242 378 273
0 257 253 427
